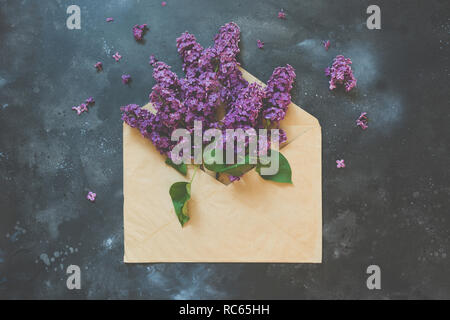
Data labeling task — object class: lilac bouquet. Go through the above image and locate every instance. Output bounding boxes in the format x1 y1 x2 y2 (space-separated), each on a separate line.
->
121 23 296 226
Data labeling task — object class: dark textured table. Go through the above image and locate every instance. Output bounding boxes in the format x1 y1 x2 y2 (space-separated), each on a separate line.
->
1 0 449 299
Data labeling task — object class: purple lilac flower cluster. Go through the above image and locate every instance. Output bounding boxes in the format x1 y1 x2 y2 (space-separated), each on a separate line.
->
325 55 357 92
121 104 174 155
121 22 296 165
133 24 148 41
263 65 296 122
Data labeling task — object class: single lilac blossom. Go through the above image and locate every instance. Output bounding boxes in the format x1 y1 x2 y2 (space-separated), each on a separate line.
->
323 40 330 51
336 159 346 168
278 9 286 19
112 52 122 62
106 17 114 22
356 112 368 130
257 40 264 49
122 74 131 84
86 191 97 202
85 97 95 105
94 62 103 71
161 1 167 6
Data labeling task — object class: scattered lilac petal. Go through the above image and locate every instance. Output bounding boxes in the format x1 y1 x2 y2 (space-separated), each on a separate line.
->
133 24 148 41
257 39 264 49
112 52 122 62
356 112 369 130
323 40 330 51
161 1 167 6
85 97 95 105
336 159 346 168
229 175 241 182
106 17 114 22
94 62 103 71
122 74 131 84
72 103 88 115
86 191 97 202
278 9 286 19
72 97 94 115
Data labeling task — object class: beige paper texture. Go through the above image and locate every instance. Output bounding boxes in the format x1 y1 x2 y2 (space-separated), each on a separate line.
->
123 69 322 263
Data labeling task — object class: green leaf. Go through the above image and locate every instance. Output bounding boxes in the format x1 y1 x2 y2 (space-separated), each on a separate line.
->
169 181 191 226
256 150 293 184
215 161 254 177
203 148 255 176
165 157 187 176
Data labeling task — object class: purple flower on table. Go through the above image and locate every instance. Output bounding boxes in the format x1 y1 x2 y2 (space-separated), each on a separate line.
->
94 62 103 71
323 40 330 51
325 55 357 92
257 40 264 49
133 24 148 41
356 112 369 130
122 74 131 84
112 52 122 62
336 159 346 168
85 97 95 105
278 9 286 19
106 17 114 22
86 191 97 202
72 97 94 115
72 103 88 115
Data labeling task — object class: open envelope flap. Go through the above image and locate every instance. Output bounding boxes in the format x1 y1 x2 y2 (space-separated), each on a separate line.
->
124 69 322 263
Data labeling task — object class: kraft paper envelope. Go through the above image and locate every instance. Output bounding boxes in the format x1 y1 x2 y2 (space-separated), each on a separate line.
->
123 68 322 263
